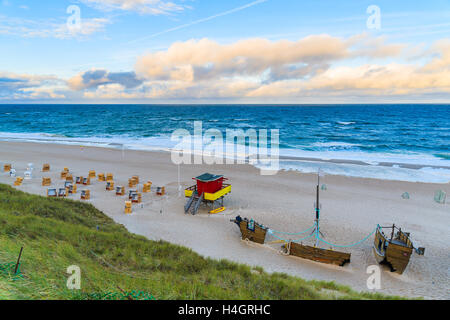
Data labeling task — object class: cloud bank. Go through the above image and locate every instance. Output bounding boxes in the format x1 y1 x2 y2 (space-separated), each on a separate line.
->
68 70 143 90
0 72 65 100
3 34 450 102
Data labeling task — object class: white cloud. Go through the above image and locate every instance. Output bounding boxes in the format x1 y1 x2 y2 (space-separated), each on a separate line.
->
68 69 143 90
80 0 187 15
131 35 449 100
0 15 110 39
135 35 352 82
0 72 66 100
134 34 408 84
83 83 137 99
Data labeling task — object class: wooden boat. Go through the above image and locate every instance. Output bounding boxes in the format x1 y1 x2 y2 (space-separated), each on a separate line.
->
232 216 268 244
283 242 350 266
373 225 424 274
283 170 351 267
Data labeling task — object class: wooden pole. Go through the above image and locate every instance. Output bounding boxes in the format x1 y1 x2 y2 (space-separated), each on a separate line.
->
315 171 320 246
178 164 181 197
316 185 320 220
14 246 23 274
117 286 133 300
390 224 395 242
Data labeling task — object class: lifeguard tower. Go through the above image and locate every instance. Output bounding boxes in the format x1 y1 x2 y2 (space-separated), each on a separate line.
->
184 173 231 215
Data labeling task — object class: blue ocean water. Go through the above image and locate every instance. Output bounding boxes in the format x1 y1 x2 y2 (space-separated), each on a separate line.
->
0 104 449 182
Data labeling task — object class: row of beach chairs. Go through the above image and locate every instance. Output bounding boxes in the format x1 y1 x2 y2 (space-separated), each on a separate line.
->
4 163 167 214
5 163 51 173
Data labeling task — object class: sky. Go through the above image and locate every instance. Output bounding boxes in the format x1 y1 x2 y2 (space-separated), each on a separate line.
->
0 0 449 104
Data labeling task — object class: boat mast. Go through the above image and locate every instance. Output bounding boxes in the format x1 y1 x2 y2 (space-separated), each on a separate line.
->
315 170 320 246
310 169 325 246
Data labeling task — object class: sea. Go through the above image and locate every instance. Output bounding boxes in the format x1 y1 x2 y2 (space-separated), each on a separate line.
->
0 104 449 183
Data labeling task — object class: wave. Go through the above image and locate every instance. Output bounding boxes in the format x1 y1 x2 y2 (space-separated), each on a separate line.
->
337 121 356 125
0 130 449 183
310 142 362 149
278 147 449 167
41 133 70 138
276 160 450 183
435 153 450 160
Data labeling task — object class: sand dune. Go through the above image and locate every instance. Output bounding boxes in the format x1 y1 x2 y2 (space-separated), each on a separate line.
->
0 141 448 299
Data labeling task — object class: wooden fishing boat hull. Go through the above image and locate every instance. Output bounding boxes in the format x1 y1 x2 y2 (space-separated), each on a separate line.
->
385 242 413 274
373 228 387 264
286 242 351 266
373 228 413 274
238 220 267 244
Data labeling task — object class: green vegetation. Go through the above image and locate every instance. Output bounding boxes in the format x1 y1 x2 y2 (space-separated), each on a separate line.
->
0 184 403 300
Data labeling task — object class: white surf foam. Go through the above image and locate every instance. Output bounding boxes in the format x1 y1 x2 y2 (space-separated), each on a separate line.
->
1 131 449 183
276 160 450 183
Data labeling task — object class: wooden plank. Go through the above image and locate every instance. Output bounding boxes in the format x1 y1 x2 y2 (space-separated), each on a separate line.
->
239 221 267 244
289 243 351 266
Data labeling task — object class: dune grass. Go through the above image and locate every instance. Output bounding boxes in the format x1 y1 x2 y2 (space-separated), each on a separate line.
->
0 183 403 300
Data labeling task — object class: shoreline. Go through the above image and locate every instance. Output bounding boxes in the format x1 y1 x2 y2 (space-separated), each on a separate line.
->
0 141 449 299
0 137 449 183
279 155 450 170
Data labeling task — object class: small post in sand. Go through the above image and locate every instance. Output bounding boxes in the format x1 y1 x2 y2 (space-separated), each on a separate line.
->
14 247 23 275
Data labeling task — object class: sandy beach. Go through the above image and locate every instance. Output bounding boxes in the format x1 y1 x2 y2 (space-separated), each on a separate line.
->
0 141 449 299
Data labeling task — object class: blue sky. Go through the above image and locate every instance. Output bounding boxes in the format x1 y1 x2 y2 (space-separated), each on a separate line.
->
0 0 449 103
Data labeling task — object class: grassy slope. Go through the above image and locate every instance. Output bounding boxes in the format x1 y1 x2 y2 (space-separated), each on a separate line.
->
0 184 402 300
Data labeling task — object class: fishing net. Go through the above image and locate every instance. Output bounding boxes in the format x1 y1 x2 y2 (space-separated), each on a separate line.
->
321 184 328 191
401 192 410 200
434 190 446 204
0 262 23 280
